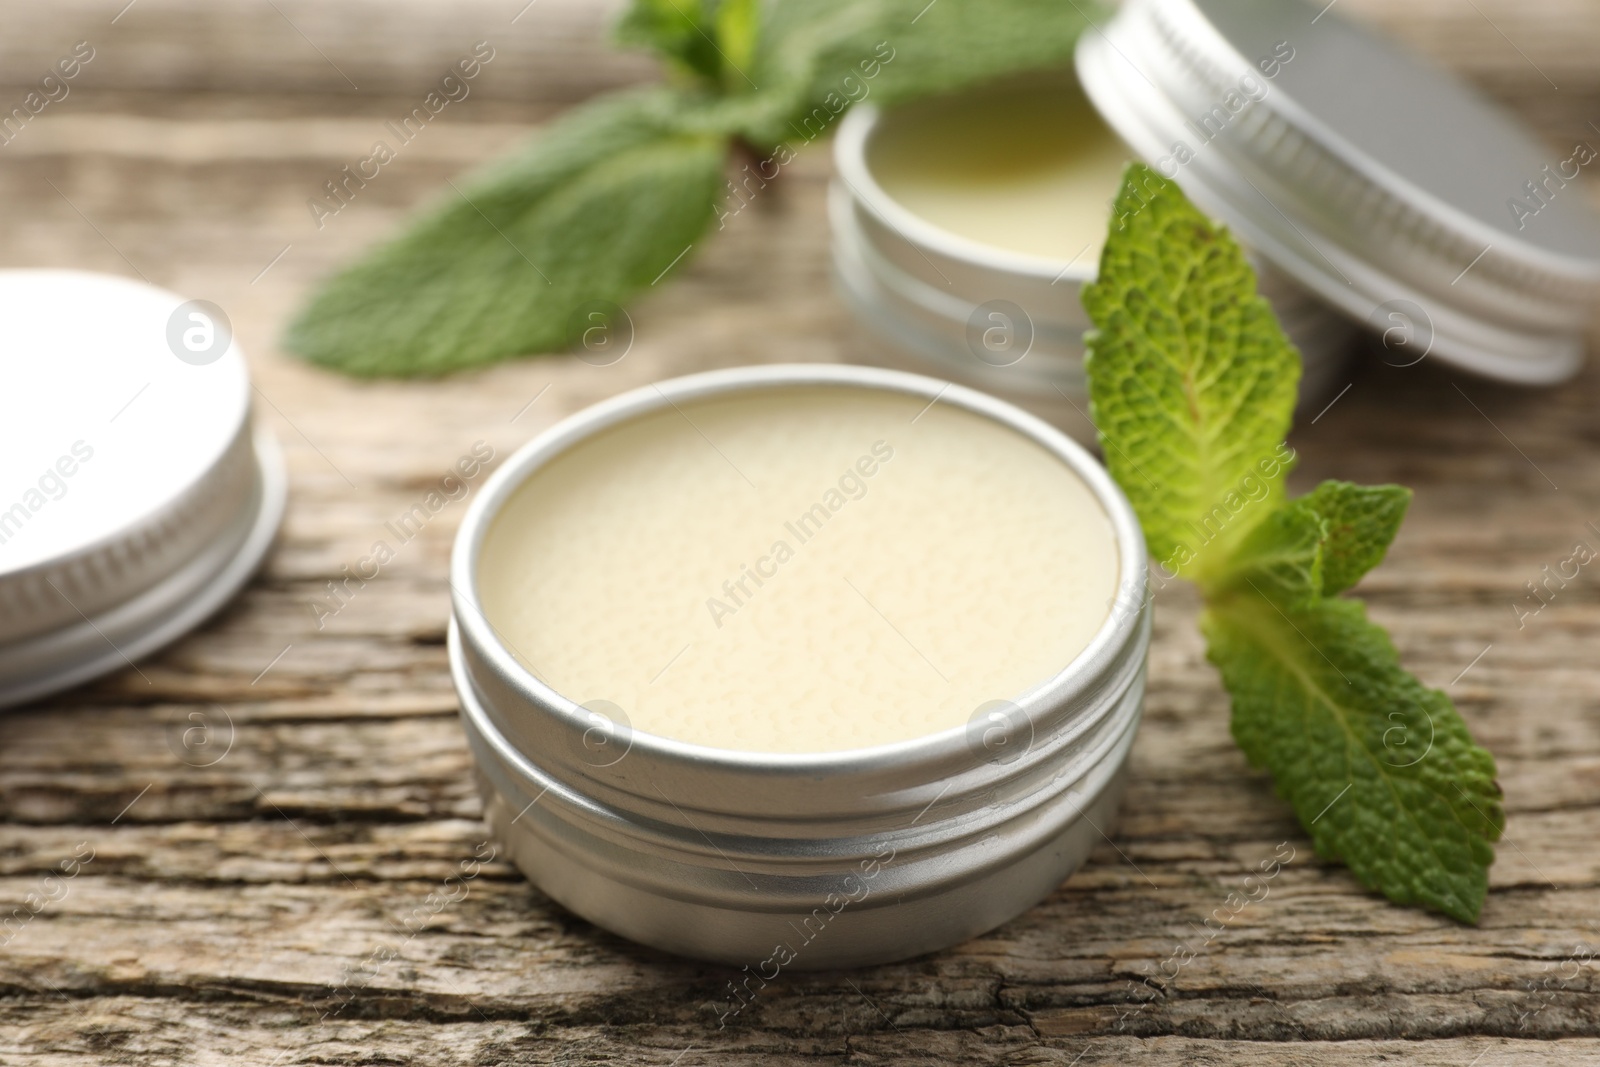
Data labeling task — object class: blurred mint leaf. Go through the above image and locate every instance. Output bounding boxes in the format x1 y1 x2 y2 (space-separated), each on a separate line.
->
714 0 762 86
284 90 724 377
618 0 762 91
616 0 723 85
1083 164 1503 924
742 0 1108 146
1083 163 1300 580
290 0 1110 376
1204 594 1503 923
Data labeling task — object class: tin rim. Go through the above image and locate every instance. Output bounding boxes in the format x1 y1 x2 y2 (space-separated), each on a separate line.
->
450 363 1148 774
833 103 1102 285
0 425 286 709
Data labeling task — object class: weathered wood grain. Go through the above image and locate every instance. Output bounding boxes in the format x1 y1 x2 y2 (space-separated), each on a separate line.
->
3 0 1600 1062
0 0 651 102
1 0 1597 110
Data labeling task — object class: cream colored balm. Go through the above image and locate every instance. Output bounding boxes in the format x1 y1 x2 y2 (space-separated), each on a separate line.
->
868 76 1129 263
478 387 1118 754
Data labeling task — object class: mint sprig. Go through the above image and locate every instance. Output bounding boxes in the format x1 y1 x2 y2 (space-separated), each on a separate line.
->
285 0 1105 377
1084 164 1504 923
285 89 727 376
617 0 760 92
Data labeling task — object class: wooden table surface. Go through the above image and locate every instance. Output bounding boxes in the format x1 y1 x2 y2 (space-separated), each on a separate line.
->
4 1 1600 1063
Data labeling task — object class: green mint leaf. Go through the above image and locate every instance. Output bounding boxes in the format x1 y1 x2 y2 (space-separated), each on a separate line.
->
1203 593 1503 923
618 0 762 91
1216 483 1409 605
1082 164 1301 580
1084 166 1503 923
292 0 1113 378
1300 480 1412 595
714 0 762 87
742 0 1106 147
617 0 724 85
1213 500 1327 607
283 90 726 377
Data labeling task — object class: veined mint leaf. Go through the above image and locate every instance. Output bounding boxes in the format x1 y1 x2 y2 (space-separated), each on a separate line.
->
1213 500 1327 607
1203 593 1503 923
1301 481 1412 595
1082 164 1301 579
742 0 1106 147
284 89 726 377
1083 166 1502 923
1210 482 1407 605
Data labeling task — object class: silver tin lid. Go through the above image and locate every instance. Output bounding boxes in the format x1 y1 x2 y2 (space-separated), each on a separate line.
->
0 270 286 708
1077 0 1600 383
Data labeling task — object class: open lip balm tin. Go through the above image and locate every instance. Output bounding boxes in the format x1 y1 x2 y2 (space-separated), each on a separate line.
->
833 0 1600 413
450 364 1150 967
833 77 1355 417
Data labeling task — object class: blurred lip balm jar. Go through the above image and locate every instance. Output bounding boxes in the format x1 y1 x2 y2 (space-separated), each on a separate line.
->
450 364 1150 967
833 0 1600 436
832 72 1356 434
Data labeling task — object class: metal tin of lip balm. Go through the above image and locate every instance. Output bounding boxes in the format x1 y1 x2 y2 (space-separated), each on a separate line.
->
0 270 286 709
450 364 1150 968
831 85 1357 433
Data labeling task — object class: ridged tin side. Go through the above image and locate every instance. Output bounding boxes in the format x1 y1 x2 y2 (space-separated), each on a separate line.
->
0 419 260 641
0 426 286 709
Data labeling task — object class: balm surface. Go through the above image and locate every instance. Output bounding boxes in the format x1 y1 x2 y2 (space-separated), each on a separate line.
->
479 387 1118 754
868 76 1129 263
